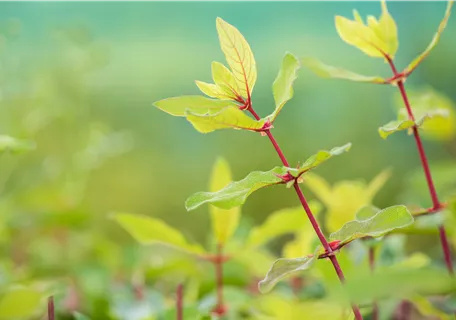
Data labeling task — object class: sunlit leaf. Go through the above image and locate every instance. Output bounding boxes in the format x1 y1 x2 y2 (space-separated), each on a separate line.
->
295 143 351 177
330 205 413 245
216 17 257 99
246 201 321 249
153 95 236 117
269 53 300 122
0 135 35 154
258 255 316 293
111 212 205 254
186 166 288 211
195 81 227 100
404 2 453 76
0 287 43 319
301 57 386 83
211 61 240 100
335 1 398 58
209 157 241 245
186 106 265 133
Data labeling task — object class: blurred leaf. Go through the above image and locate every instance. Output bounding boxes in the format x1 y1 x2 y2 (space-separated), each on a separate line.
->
301 57 386 83
160 306 200 320
411 295 452 320
330 205 413 245
74 312 92 320
295 143 351 176
216 17 256 99
153 96 235 117
0 135 35 154
246 202 321 249
186 106 265 133
209 157 241 245
0 287 43 319
335 1 398 58
269 52 300 122
111 213 205 254
186 166 288 211
258 255 316 293
404 2 453 76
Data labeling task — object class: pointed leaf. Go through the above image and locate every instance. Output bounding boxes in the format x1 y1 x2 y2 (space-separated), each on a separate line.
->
246 202 321 249
302 57 386 83
404 2 453 76
330 205 413 245
259 255 316 293
269 53 300 122
111 212 205 254
153 95 236 117
216 17 257 98
212 61 239 99
355 205 381 221
296 143 351 176
0 135 35 154
186 106 265 133
195 81 228 100
186 166 288 211
209 157 241 245
0 287 43 319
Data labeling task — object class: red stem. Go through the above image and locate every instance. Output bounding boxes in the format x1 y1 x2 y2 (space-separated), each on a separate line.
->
213 243 226 316
369 247 379 320
247 106 363 320
176 284 183 320
48 296 55 320
386 57 454 274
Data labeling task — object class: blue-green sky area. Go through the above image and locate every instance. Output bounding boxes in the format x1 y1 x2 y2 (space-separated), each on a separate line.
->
1 1 455 243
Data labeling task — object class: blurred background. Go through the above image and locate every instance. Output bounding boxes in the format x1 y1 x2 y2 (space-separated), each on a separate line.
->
0 1 455 319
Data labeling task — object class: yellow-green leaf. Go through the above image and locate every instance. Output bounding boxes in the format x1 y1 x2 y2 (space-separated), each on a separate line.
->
212 61 240 100
301 57 386 83
269 53 300 122
195 81 228 100
295 143 351 176
404 1 453 76
0 135 35 154
111 212 205 254
209 157 241 245
378 119 416 139
411 296 452 320
246 202 321 249
0 287 43 319
186 106 265 133
216 17 257 99
185 166 289 211
153 95 236 117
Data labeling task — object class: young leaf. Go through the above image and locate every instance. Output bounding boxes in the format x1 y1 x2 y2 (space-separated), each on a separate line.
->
153 95 236 117
329 205 413 245
209 157 241 245
246 202 322 249
195 81 228 100
0 135 35 154
258 255 316 293
185 166 289 211
211 61 240 100
269 53 300 122
111 212 205 254
0 287 43 319
216 17 257 99
186 106 266 133
296 143 351 176
404 1 453 76
301 57 386 83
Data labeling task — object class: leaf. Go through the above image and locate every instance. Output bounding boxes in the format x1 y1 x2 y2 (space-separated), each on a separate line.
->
411 295 452 320
211 61 239 100
246 202 322 249
329 205 413 245
354 205 381 221
216 17 257 99
209 157 241 245
73 312 92 320
0 135 35 154
301 57 386 83
258 255 316 293
195 81 228 100
0 287 43 319
186 106 265 133
111 212 205 254
296 143 351 176
153 95 236 117
269 53 300 122
404 1 453 76
185 166 288 211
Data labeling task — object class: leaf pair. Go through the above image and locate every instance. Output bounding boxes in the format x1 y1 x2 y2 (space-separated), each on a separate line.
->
154 18 301 133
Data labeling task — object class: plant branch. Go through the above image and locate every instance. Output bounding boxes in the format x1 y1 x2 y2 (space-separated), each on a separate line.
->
247 106 364 320
48 296 55 320
213 243 226 316
176 284 183 320
386 56 454 274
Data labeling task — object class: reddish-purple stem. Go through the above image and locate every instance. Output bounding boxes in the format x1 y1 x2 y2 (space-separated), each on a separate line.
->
386 57 454 275
48 296 55 320
369 247 379 320
247 106 363 320
176 284 183 320
213 243 226 316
